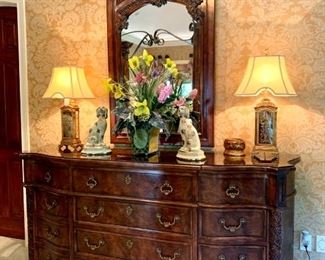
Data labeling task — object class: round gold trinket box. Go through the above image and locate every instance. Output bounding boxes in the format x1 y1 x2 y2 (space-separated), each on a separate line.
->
224 138 245 157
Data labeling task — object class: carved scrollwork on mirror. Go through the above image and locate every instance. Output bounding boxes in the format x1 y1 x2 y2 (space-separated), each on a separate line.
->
107 0 215 147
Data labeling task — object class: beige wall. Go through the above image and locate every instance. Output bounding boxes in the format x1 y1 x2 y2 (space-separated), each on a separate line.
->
26 0 325 259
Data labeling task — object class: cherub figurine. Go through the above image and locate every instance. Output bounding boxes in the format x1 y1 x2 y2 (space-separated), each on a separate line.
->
81 107 111 156
176 106 205 163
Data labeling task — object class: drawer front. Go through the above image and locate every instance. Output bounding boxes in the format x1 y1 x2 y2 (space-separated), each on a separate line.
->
199 245 266 260
199 209 266 240
36 191 68 218
76 229 191 260
73 169 194 202
76 197 193 235
37 245 69 260
25 161 69 190
199 174 267 205
37 219 69 248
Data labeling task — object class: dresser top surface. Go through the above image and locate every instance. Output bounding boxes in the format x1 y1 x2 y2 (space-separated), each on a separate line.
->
21 145 300 170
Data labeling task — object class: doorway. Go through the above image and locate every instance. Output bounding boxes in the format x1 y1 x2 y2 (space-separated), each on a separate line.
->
0 6 24 239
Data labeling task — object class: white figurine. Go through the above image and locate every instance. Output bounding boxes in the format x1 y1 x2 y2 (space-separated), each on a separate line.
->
176 106 205 163
81 106 111 156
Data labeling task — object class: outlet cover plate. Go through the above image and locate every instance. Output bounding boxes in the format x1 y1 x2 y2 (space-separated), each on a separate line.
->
316 235 325 253
300 232 312 251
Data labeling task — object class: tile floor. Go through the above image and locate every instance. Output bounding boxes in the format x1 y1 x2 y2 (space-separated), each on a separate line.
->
0 236 28 260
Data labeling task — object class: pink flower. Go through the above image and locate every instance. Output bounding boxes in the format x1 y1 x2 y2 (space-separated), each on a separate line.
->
158 84 173 103
135 72 146 85
173 97 186 107
188 89 198 100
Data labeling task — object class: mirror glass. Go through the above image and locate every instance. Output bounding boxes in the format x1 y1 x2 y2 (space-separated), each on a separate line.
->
121 3 194 97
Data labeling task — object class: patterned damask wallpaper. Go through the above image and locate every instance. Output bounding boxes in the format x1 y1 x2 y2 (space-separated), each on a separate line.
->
25 0 324 259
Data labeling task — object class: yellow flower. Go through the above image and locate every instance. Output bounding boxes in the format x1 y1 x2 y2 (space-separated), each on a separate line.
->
164 58 177 73
103 78 114 93
128 56 140 70
171 67 178 77
113 83 124 99
133 99 150 117
142 49 154 67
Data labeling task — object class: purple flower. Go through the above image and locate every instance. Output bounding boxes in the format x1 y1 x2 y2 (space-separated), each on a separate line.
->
158 84 173 103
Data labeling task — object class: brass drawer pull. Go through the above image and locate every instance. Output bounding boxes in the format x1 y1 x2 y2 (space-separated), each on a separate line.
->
83 206 104 218
124 174 132 185
45 226 59 240
84 237 105 251
218 255 246 260
156 248 180 260
126 205 133 217
86 176 97 189
160 181 173 196
225 185 240 199
44 171 52 183
156 213 180 228
44 198 58 211
219 217 246 233
125 239 133 249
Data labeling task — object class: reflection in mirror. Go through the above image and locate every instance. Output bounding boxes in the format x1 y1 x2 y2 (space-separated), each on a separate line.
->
121 3 194 97
107 0 215 147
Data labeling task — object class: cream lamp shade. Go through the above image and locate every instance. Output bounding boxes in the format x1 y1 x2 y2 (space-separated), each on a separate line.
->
235 55 297 97
43 67 95 99
43 66 94 153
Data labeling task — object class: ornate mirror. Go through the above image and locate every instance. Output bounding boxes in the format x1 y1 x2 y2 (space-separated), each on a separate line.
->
107 0 215 147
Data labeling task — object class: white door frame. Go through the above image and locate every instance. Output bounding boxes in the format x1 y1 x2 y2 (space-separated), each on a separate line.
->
0 0 29 243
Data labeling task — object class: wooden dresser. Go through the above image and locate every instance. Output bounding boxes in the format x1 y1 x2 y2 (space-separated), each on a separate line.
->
21 150 300 260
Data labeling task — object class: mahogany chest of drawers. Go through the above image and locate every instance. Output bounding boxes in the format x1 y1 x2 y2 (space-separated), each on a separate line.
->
21 151 299 260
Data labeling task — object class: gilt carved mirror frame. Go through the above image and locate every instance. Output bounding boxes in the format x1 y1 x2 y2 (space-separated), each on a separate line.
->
107 0 215 147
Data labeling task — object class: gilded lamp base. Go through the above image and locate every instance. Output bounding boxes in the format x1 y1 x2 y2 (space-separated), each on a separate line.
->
252 145 279 162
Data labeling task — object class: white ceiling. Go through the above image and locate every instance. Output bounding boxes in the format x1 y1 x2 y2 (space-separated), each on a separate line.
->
122 2 193 44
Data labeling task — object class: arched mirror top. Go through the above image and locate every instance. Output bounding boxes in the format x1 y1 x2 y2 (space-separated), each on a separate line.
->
107 0 215 147
115 0 205 32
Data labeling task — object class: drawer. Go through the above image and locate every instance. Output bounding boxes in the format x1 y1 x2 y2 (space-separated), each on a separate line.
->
199 174 267 205
75 229 191 259
25 161 69 190
73 168 195 202
36 191 68 218
76 197 193 235
199 209 266 240
37 244 69 260
199 245 266 260
37 218 69 248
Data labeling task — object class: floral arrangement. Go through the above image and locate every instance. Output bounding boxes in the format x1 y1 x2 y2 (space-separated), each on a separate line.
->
104 49 198 148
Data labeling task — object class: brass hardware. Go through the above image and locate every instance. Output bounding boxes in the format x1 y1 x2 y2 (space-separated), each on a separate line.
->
156 248 180 260
238 255 246 260
86 176 97 189
219 217 246 233
160 181 173 196
218 255 226 260
44 171 52 183
225 186 240 199
126 205 133 217
84 237 105 251
156 213 180 228
83 206 104 218
124 175 132 185
44 198 57 211
125 239 133 249
45 226 59 240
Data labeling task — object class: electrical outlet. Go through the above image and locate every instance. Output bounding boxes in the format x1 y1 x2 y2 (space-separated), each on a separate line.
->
316 235 325 253
300 230 312 251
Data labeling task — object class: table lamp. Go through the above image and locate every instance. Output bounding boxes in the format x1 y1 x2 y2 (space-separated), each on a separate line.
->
235 55 297 162
43 66 95 153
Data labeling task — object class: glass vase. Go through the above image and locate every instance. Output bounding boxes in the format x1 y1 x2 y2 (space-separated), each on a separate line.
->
130 127 160 157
